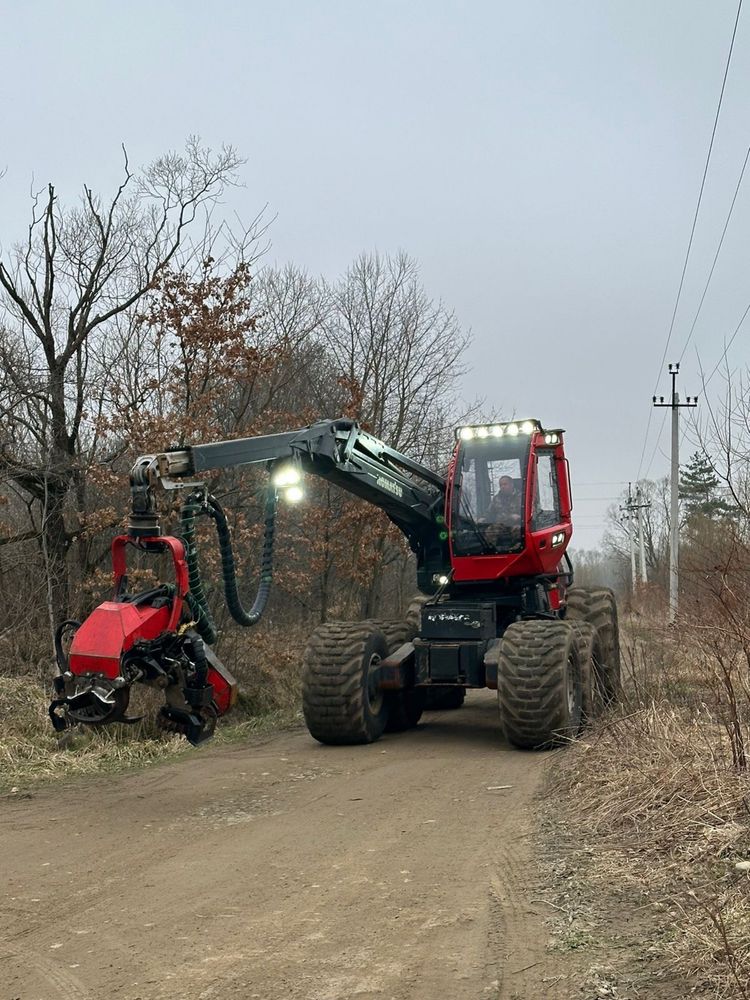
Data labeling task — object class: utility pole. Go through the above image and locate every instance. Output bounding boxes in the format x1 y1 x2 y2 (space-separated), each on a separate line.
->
620 484 636 594
635 487 650 585
621 484 650 593
653 363 698 624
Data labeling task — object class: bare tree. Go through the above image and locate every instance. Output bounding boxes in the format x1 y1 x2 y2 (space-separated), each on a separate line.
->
0 139 242 627
604 477 671 587
321 251 470 615
697 368 750 528
323 252 469 455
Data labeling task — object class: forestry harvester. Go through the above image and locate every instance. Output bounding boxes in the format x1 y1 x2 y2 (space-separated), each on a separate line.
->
49 418 619 748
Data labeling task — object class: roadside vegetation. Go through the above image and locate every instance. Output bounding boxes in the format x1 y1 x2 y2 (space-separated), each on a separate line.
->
555 623 749 997
559 525 750 995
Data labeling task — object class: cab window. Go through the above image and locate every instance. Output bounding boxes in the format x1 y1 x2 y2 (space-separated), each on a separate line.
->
451 437 529 555
532 452 561 530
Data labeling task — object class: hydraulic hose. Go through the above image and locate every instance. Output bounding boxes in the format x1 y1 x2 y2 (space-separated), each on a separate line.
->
54 619 81 673
179 486 277 644
205 491 276 627
180 496 219 644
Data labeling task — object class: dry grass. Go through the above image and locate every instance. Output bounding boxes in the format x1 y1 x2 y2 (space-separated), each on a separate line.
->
0 620 309 794
220 620 307 715
555 620 750 998
0 676 187 793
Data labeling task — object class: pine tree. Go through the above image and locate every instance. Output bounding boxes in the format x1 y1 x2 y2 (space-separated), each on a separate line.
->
679 452 736 521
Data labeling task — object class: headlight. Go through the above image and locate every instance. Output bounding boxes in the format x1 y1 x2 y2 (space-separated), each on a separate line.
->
283 486 304 503
507 423 519 436
272 464 301 488
520 421 535 435
459 427 475 440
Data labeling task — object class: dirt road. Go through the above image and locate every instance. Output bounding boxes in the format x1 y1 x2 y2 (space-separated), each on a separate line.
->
1 692 564 1000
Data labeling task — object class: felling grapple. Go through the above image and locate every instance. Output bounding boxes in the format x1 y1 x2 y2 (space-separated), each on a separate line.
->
49 417 619 749
50 535 238 744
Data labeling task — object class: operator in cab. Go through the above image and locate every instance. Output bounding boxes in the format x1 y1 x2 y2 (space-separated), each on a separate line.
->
486 475 521 524
483 475 523 549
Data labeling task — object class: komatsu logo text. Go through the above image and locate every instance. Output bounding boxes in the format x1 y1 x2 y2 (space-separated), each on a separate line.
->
427 612 481 629
376 476 403 498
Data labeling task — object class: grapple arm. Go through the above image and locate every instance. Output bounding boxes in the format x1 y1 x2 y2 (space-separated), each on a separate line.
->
126 418 445 543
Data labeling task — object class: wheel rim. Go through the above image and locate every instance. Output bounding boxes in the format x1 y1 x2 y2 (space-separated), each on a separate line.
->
366 653 384 715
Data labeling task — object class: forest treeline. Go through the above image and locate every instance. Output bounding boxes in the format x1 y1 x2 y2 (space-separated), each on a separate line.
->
0 142 470 684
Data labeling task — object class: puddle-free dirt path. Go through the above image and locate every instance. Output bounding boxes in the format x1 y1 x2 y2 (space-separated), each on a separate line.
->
1 692 561 999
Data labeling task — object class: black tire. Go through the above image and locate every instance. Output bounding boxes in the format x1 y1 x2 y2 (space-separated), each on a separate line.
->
366 618 425 733
404 594 430 639
569 621 606 723
497 619 582 749
565 587 620 704
370 619 411 652
302 621 389 745
424 687 466 711
385 688 426 732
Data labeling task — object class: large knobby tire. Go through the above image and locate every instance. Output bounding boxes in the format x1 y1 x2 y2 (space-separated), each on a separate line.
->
565 587 621 704
497 619 583 750
371 619 411 652
385 688 426 732
424 687 466 711
404 594 430 639
367 618 426 734
569 621 606 722
302 622 389 745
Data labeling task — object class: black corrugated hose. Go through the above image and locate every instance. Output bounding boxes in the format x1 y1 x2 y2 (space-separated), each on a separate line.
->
179 487 277 644
180 495 219 644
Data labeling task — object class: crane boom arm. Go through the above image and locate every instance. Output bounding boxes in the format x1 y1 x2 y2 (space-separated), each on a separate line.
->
129 419 447 557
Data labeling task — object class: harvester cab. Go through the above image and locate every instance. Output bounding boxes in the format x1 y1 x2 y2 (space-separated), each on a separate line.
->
447 419 571 592
49 417 619 750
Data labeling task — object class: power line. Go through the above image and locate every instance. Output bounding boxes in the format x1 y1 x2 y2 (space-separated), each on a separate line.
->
655 0 742 372
701 299 750 389
635 0 743 482
672 297 750 454
573 480 629 486
678 144 750 363
643 409 669 480
621 484 651 588
653 365 698 623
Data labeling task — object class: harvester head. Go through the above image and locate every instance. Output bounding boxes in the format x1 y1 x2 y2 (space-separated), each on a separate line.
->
49 535 237 746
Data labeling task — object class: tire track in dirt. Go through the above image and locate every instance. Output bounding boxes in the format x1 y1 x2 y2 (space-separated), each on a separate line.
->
0 692 564 999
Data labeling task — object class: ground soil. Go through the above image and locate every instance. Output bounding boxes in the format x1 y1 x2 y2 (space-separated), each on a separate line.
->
1 692 617 1000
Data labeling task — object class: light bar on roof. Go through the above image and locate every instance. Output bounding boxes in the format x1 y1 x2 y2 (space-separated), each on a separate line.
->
456 419 542 441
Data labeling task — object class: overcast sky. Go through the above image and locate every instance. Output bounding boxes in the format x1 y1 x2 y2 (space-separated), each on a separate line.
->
2 1 749 548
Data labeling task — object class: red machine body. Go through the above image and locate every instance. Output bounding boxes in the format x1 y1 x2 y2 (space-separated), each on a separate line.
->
50 414 584 748
444 424 572 585
52 534 237 741
68 534 188 679
69 601 177 680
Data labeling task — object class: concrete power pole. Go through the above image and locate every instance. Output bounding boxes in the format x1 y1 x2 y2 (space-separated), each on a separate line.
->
621 485 636 594
635 487 650 585
621 484 650 594
653 363 698 624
